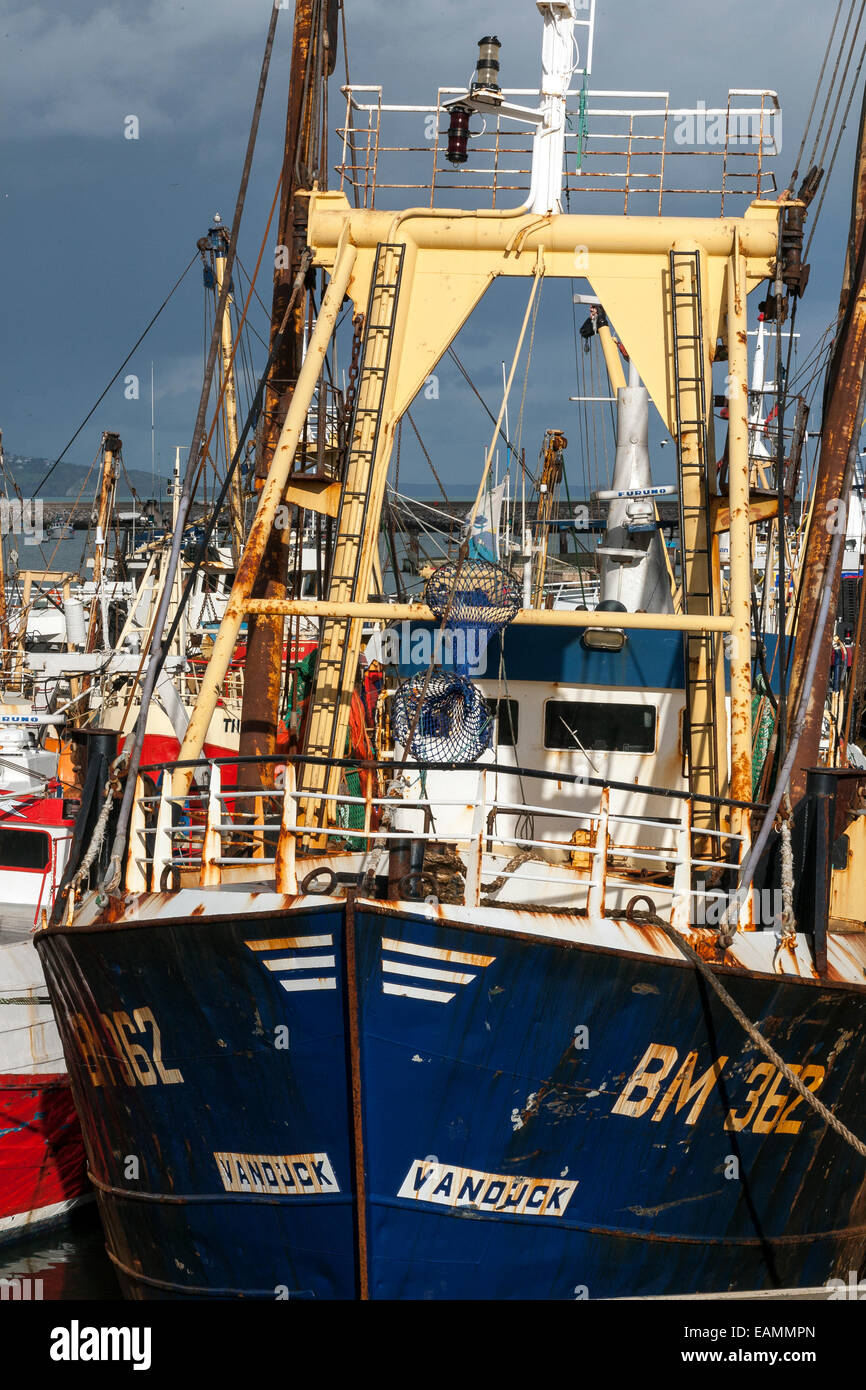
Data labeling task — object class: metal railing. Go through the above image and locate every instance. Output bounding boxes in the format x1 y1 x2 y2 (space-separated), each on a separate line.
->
336 86 781 215
124 754 754 932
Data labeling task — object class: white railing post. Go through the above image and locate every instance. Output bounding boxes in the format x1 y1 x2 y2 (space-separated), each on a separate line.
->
125 776 148 895
151 773 174 892
672 797 693 933
200 763 222 888
275 764 299 895
463 769 487 908
736 827 754 931
587 786 609 918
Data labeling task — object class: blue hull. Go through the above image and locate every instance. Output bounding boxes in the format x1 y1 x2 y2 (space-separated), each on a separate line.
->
36 904 866 1299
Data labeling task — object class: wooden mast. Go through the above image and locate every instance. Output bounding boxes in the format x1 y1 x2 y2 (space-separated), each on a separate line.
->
788 90 866 800
237 0 338 793
85 431 120 653
211 227 246 565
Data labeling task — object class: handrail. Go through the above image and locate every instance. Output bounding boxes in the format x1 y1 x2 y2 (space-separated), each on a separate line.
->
136 751 769 814
123 757 756 928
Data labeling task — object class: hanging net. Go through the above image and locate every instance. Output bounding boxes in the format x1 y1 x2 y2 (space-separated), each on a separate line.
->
424 559 522 676
392 670 492 763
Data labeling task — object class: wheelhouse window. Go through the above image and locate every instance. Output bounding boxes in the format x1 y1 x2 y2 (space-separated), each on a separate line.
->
485 698 519 747
544 699 656 754
0 828 51 871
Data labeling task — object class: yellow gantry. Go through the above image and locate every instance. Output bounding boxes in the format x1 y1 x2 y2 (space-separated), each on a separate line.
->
176 189 789 823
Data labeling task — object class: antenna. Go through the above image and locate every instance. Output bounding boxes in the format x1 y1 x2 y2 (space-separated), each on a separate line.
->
150 361 156 497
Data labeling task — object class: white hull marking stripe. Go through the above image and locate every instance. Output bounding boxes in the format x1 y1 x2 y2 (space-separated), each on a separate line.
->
383 982 456 1004
382 958 477 985
245 935 333 951
264 955 336 972
381 937 494 968
280 978 337 993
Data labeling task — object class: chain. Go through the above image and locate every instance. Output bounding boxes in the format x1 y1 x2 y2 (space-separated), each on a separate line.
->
342 313 365 449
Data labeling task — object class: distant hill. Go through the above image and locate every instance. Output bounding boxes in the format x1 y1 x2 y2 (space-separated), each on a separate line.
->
2 453 171 502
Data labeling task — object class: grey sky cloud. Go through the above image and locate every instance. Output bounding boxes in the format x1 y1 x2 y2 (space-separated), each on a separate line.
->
0 0 860 493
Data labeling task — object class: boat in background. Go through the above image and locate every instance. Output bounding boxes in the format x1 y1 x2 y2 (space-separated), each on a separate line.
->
0 791 87 1244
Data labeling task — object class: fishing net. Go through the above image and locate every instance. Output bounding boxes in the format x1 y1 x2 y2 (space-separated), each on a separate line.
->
424 559 522 676
392 670 492 763
751 675 776 798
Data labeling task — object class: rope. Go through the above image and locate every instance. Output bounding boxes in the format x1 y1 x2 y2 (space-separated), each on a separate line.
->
481 847 533 898
513 281 543 486
0 996 52 1006
646 912 866 1160
779 795 797 945
394 270 544 775
68 778 117 906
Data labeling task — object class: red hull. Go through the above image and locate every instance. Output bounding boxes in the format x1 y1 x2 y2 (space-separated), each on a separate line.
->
0 1073 88 1242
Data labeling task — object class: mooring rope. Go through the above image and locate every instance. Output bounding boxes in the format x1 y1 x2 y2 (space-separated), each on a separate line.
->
63 774 121 921
642 912 866 1160
779 797 797 946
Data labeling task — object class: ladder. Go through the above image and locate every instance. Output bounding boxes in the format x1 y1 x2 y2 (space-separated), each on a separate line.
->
669 249 724 838
299 242 405 823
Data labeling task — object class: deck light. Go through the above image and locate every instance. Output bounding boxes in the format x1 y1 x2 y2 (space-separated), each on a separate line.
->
472 36 502 97
445 35 504 166
582 600 627 652
446 104 471 164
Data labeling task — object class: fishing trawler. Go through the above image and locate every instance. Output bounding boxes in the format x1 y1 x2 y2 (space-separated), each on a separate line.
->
34 0 866 1299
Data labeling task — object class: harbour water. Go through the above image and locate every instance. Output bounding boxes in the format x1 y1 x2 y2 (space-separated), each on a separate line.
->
0 1209 121 1301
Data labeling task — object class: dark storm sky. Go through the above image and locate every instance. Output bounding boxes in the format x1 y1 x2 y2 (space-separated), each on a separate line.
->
0 1 858 493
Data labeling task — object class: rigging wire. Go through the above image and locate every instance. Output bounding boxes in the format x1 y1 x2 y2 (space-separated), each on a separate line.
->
404 410 451 505
447 346 521 458
805 27 866 260
815 0 866 170
32 253 198 500
808 0 866 173
103 1 284 890
792 0 846 182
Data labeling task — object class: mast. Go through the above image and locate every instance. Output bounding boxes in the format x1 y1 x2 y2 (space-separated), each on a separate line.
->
531 430 566 608
170 446 186 658
237 0 338 793
211 223 245 565
85 431 120 653
788 92 866 800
